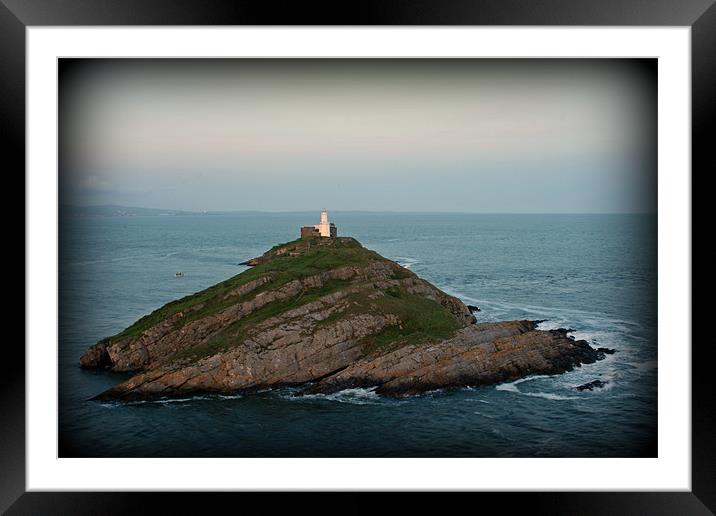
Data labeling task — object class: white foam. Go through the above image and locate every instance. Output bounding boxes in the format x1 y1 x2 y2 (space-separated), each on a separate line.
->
216 393 244 400
394 257 419 270
439 287 483 307
495 382 519 393
495 375 554 390
99 392 243 407
155 397 208 404
495 386 577 400
283 387 385 405
440 288 644 336
495 375 577 400
522 392 578 401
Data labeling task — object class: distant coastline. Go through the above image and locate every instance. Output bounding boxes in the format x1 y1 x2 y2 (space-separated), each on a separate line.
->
60 204 195 218
60 204 656 218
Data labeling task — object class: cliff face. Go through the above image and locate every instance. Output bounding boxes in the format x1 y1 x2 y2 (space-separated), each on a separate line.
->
80 237 605 400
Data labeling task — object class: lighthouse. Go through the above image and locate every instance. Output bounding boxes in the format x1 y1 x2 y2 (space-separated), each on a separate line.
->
300 209 337 238
316 208 330 236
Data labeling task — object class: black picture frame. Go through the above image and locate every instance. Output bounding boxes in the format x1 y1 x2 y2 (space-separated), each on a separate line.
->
4 0 711 513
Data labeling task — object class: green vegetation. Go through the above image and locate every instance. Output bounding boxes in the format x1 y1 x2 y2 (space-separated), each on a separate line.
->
113 237 378 341
313 285 461 355
358 287 461 354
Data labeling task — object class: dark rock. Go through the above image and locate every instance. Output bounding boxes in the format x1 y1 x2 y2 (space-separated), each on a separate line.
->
79 338 112 369
575 379 608 391
596 347 616 354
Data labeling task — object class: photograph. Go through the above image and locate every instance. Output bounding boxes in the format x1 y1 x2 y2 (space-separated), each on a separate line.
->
57 58 658 458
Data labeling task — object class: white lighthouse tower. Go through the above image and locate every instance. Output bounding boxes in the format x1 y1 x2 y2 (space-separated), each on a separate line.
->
315 208 331 237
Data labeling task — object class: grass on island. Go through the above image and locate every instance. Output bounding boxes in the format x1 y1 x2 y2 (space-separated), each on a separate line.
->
331 286 462 355
113 237 386 341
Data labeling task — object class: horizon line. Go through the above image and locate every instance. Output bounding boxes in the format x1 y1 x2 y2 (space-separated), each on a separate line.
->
61 203 657 216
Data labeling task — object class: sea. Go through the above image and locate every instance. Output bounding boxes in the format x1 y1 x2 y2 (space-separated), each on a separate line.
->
59 212 657 457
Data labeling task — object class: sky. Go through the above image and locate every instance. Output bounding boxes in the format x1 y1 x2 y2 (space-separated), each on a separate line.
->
59 59 656 213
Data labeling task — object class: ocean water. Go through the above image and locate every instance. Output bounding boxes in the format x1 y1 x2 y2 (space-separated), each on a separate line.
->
59 212 657 457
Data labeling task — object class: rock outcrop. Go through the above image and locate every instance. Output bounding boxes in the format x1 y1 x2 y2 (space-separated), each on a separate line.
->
81 237 606 400
575 379 609 391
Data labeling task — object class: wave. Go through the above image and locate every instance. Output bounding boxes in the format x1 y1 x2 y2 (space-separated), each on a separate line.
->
159 246 243 259
98 392 243 407
215 393 245 400
394 257 420 270
496 375 554 389
523 392 579 401
495 375 578 400
67 255 139 267
439 286 644 333
281 387 386 405
497 388 578 401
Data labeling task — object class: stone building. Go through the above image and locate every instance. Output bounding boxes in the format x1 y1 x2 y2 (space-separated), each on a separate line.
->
301 208 337 238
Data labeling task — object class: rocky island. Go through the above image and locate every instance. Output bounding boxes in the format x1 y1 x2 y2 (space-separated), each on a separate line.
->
81 236 608 400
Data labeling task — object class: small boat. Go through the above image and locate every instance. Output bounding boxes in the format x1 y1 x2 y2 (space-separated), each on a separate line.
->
175 272 184 277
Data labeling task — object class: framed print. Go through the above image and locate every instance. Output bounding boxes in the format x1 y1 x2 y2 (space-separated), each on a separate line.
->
4 0 711 513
